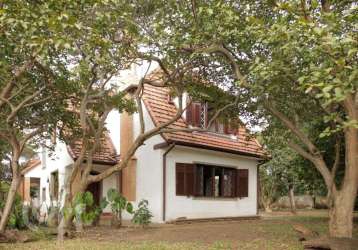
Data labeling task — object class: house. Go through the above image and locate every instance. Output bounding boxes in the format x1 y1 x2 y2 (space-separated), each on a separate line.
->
20 70 266 223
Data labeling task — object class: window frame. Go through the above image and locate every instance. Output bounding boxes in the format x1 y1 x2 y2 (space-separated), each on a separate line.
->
175 163 248 199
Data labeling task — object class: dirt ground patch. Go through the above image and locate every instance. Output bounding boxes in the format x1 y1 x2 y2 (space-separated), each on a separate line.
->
1 210 358 250
80 220 267 244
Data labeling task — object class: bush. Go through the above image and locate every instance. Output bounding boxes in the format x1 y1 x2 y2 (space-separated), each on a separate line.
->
131 199 153 228
0 181 25 229
64 191 106 231
106 188 133 228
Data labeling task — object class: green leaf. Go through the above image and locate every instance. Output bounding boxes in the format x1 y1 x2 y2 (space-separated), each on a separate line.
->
126 202 134 214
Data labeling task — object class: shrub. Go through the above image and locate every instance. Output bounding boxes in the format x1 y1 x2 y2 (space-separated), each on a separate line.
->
106 188 133 227
64 191 106 231
131 199 153 228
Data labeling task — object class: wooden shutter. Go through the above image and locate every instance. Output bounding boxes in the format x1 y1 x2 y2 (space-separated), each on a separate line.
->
192 102 201 127
186 164 195 196
168 95 174 104
236 169 249 198
176 163 186 196
186 102 201 127
176 163 196 196
186 102 193 125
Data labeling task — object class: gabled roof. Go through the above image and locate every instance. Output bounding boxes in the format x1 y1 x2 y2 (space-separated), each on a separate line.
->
67 133 119 165
141 83 267 158
21 158 41 175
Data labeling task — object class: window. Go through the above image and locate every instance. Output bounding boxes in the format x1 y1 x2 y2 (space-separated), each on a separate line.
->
186 100 239 135
42 187 46 202
50 171 59 201
186 102 207 128
176 163 249 198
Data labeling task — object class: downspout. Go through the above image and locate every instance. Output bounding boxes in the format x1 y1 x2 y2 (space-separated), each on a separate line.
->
257 164 260 215
162 143 175 222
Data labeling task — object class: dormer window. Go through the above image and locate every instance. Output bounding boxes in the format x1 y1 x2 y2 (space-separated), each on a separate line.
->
186 99 238 136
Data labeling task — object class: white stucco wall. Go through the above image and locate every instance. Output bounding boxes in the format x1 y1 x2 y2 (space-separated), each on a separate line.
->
24 162 43 178
164 146 259 222
106 110 120 154
23 140 74 214
122 100 164 221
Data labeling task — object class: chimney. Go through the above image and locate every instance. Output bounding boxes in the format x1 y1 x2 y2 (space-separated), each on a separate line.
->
119 99 137 201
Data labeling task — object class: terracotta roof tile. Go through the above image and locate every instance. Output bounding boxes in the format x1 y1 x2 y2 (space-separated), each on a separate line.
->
67 133 119 165
142 83 267 158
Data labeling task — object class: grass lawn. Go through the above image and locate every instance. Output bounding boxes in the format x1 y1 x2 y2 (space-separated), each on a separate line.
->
1 210 357 250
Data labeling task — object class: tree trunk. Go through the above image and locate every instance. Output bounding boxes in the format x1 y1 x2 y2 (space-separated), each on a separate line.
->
260 195 273 212
0 174 21 233
264 202 273 213
288 184 296 214
57 170 87 241
328 124 358 238
111 212 122 228
329 190 356 238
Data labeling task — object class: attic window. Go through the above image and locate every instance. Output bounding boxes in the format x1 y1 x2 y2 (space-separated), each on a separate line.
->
186 100 239 136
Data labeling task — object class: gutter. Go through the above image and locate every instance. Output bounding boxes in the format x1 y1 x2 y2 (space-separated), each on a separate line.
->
154 140 266 160
162 143 175 222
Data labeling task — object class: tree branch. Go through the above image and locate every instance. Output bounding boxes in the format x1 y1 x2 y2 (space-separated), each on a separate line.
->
193 43 248 87
6 87 46 123
331 135 341 178
264 101 320 156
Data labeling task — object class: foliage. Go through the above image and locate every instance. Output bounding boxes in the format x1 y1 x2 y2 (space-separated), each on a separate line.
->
260 132 327 197
64 191 106 226
139 0 356 156
106 188 133 218
131 199 153 227
22 204 40 226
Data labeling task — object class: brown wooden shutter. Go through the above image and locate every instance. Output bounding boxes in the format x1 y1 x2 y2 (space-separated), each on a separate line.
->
176 163 186 196
192 102 201 127
236 169 249 198
185 164 195 196
224 120 232 134
176 163 196 196
186 102 193 125
168 95 174 104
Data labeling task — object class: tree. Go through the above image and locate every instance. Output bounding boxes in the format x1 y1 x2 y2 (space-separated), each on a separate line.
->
141 0 357 238
259 146 298 213
259 131 327 213
0 0 83 233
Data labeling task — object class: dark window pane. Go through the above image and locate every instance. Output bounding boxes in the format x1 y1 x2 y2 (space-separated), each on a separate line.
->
195 165 204 196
